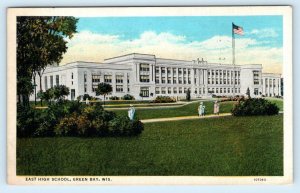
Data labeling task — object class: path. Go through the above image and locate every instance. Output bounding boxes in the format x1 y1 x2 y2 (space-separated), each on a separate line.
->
141 113 232 123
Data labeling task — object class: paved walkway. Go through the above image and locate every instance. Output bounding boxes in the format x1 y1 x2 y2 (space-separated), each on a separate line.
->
141 113 232 123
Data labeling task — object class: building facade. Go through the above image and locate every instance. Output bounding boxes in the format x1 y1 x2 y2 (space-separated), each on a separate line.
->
31 53 282 100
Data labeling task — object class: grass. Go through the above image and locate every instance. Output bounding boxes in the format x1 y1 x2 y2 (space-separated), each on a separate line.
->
111 101 236 119
17 115 283 176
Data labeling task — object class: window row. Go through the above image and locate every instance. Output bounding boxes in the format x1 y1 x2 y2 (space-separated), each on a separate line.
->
208 87 240 94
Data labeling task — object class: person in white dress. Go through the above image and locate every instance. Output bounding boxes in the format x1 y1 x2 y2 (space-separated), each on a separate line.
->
198 102 205 116
214 100 220 115
128 104 136 120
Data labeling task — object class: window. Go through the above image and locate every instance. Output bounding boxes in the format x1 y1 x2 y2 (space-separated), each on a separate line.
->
224 88 226 93
168 87 171 94
116 75 123 83
104 75 112 83
71 73 73 79
167 68 171 74
173 77 177 84
183 69 187 75
208 78 211 84
178 77 182 84
253 70 260 85
167 77 171 84
155 77 159 83
161 77 166 84
254 88 259 95
84 85 87 93
173 68 177 74
161 87 166 94
44 76 48 90
178 68 182 75
84 72 87 82
155 67 159 73
173 87 177 94
92 75 101 83
116 85 123 92
184 87 187 93
195 89 197 94
228 88 230 93
140 63 150 71
140 87 149 97
56 75 59 86
161 67 166 74
179 87 182 94
50 76 53 88
220 88 222 93
140 75 150 82
155 87 160 94
92 85 98 92
216 88 219 93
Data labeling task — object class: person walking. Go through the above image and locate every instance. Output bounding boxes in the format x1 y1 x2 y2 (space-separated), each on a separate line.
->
214 100 220 115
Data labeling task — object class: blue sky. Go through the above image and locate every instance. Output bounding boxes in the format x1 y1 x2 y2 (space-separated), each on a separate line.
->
62 16 283 73
77 16 283 47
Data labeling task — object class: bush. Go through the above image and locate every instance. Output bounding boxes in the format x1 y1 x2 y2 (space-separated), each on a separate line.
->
109 115 144 136
17 100 144 138
17 105 43 137
109 96 119 100
231 98 279 116
152 96 176 103
83 94 92 100
122 94 135 100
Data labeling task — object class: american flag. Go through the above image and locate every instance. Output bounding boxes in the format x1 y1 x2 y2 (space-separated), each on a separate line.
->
232 23 244 35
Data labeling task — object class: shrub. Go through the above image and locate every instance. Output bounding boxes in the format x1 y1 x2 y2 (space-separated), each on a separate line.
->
152 96 175 103
109 96 119 100
83 94 92 100
109 115 144 136
231 98 279 116
17 105 43 137
18 100 144 138
122 94 135 100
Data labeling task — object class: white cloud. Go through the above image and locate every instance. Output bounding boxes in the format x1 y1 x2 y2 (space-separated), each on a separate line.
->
249 28 278 38
61 30 282 74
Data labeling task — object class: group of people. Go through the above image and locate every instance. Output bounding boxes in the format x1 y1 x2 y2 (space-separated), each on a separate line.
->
198 100 220 117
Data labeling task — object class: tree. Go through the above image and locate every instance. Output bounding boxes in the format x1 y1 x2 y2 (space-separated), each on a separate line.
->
95 83 112 106
246 87 251 98
17 16 78 106
42 88 55 105
53 85 70 101
186 89 191 101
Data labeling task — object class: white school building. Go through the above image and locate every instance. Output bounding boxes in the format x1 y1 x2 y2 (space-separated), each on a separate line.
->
31 53 282 100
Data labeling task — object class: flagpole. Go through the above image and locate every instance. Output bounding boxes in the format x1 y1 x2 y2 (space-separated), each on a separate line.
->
232 22 236 97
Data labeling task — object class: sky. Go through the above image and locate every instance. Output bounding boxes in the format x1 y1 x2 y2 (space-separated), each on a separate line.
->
61 16 283 73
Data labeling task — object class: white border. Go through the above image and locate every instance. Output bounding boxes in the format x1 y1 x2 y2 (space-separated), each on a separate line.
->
7 6 293 185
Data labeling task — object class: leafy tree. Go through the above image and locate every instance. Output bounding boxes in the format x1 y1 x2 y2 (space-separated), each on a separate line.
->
186 89 191 101
17 16 78 106
246 87 251 98
42 88 55 104
95 83 112 106
53 85 70 101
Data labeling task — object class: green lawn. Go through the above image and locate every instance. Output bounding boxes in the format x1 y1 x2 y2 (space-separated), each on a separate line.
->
111 101 236 119
17 115 283 176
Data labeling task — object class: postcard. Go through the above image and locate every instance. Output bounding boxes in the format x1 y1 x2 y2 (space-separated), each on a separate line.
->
7 6 293 185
